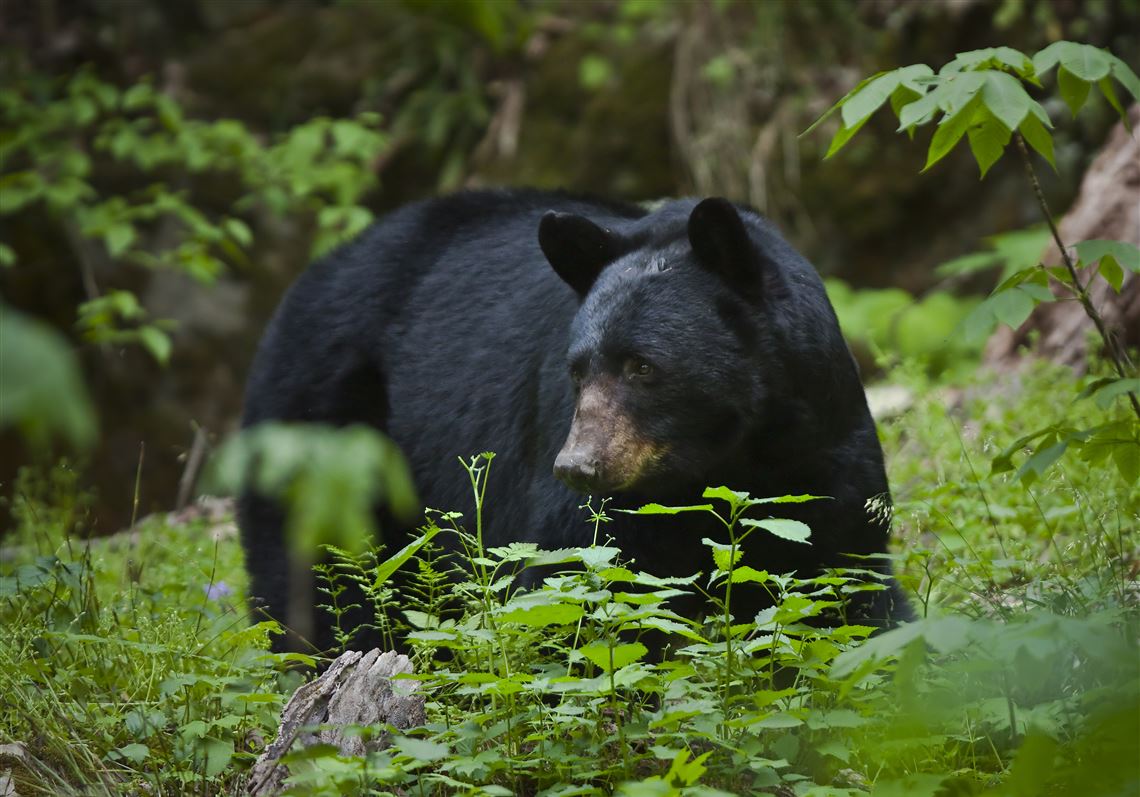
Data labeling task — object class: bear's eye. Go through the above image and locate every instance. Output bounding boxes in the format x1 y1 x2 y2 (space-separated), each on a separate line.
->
569 364 585 385
624 358 654 381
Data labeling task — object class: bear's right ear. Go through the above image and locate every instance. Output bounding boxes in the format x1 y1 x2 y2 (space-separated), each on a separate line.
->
539 211 626 295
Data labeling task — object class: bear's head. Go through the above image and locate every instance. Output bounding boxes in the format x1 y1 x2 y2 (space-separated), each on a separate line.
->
539 198 783 496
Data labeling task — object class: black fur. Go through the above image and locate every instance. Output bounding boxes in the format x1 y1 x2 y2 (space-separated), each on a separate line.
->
239 188 911 651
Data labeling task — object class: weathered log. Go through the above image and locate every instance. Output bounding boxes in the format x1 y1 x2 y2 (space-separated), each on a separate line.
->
985 104 1140 371
247 649 424 796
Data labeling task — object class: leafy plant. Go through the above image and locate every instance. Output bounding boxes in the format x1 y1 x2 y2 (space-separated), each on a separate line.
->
806 41 1140 482
0 69 388 365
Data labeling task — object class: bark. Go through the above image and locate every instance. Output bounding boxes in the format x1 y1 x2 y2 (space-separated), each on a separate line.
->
247 649 425 796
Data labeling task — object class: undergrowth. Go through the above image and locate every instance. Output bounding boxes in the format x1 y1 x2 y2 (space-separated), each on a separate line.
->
1 361 1137 796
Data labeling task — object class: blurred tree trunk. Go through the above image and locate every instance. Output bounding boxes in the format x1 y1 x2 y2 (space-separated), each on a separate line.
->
986 105 1140 371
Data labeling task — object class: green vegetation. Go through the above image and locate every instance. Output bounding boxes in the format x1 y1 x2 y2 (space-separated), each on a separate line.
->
2 23 1138 797
3 360 1136 795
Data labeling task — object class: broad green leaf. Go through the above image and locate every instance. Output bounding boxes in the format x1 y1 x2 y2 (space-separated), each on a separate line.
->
0 303 97 450
988 287 1036 330
1057 65 1091 117
625 502 714 515
824 115 871 160
1096 77 1130 131
922 98 976 172
749 494 826 504
897 87 943 131
1058 42 1111 82
940 71 987 115
1018 113 1056 170
137 326 172 365
739 517 812 544
1088 378 1140 410
1032 41 1067 74
498 602 585 627
392 736 450 762
1003 733 1060 797
1017 440 1069 482
889 84 924 136
578 641 647 672
802 71 888 137
199 737 234 778
730 566 770 584
840 72 901 128
373 526 440 588
104 223 136 258
1098 255 1125 292
980 70 1031 131
1113 438 1139 483
702 485 751 507
1106 52 1140 101
709 541 743 572
966 108 1011 178
1075 239 1140 273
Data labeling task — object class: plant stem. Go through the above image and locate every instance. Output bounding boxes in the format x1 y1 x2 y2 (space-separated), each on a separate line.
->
1014 133 1140 421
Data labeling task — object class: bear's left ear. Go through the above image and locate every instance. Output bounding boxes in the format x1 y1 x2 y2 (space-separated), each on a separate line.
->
539 211 627 296
687 198 758 288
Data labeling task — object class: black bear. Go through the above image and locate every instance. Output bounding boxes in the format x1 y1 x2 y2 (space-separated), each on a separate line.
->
239 189 911 650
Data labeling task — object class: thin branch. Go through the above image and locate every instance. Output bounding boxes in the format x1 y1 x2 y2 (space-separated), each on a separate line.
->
1014 133 1140 421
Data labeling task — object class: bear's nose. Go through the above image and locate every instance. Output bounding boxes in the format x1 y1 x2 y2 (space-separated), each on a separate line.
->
553 450 604 493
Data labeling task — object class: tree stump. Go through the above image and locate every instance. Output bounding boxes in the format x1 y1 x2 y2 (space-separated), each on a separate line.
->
985 104 1140 371
246 649 425 796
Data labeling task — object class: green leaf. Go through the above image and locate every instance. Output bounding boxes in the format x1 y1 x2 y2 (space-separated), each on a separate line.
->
922 98 976 172
980 70 1031 131
1016 440 1069 482
392 736 450 762
498 602 585 627
579 55 613 90
730 565 770 584
1106 52 1140 102
1098 255 1125 292
1113 438 1139 483
1018 113 1056 171
1087 378 1140 410
803 71 889 138
1096 77 1130 131
709 541 743 572
199 737 233 778
1058 43 1111 82
578 641 647 672
0 243 15 267
113 743 150 764
738 517 812 544
1003 732 1060 797
625 502 714 515
966 108 1011 178
841 72 900 128
223 217 253 248
989 287 1036 330
0 303 97 450
702 485 751 507
824 115 871 160
1075 239 1140 273
373 526 440 588
137 326 172 365
889 84 924 125
104 223 136 258
1057 66 1091 117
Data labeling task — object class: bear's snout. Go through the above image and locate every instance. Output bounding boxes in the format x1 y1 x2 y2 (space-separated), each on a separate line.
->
553 447 604 493
554 382 663 494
